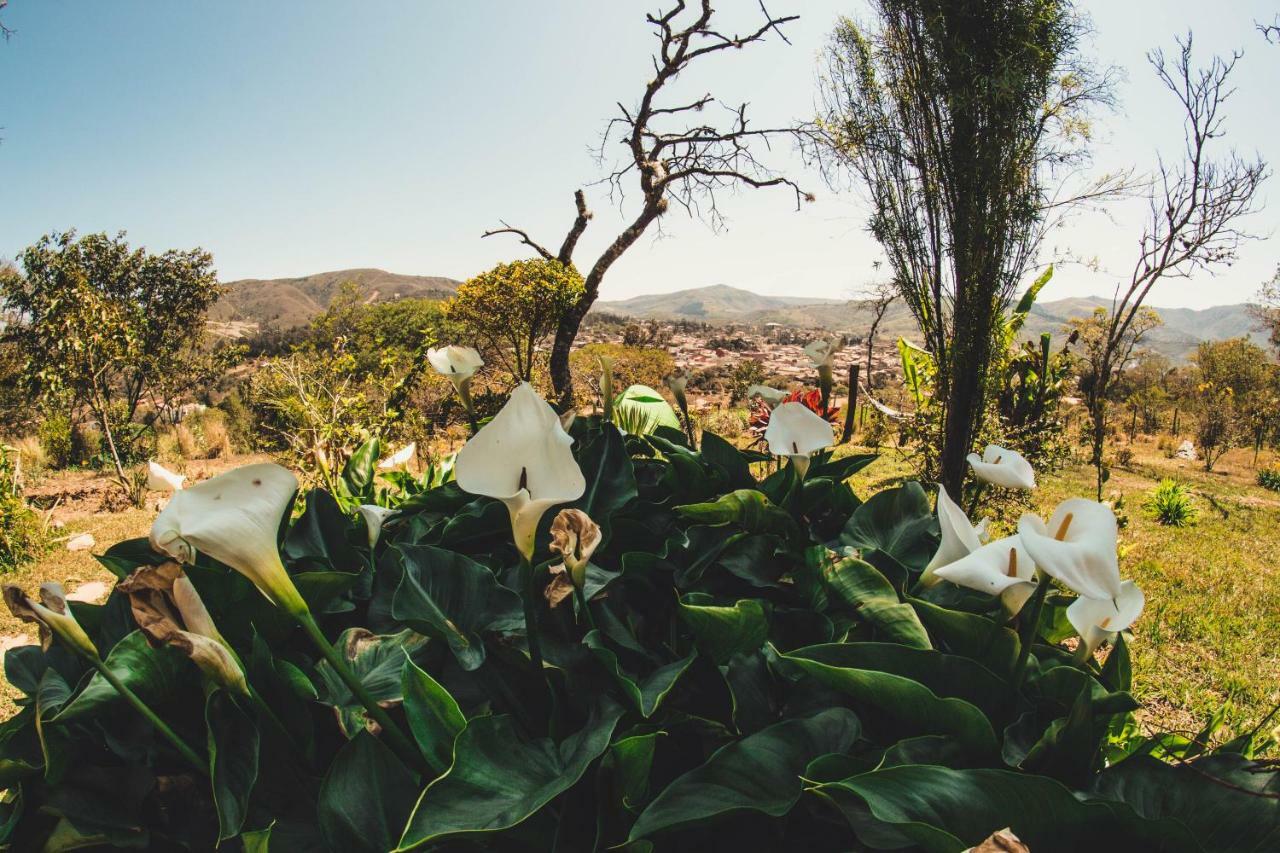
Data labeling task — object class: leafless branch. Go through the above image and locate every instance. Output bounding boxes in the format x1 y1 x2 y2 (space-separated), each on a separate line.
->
480 223 554 261
483 0 808 408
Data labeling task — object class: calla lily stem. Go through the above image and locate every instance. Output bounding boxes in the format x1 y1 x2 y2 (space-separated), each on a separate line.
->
295 611 426 772
573 584 597 631
1010 572 1054 698
520 556 545 671
85 652 207 774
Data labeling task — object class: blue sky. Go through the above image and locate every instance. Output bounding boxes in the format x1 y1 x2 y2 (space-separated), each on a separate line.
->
1 1 1276 308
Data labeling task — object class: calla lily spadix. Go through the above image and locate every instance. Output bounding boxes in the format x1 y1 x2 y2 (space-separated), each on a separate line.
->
1017 498 1121 602
747 384 787 408
150 462 308 616
377 442 416 471
147 460 186 492
967 444 1036 490
1067 580 1144 656
357 504 394 550
920 484 986 586
764 401 834 479
931 535 1038 614
455 383 586 561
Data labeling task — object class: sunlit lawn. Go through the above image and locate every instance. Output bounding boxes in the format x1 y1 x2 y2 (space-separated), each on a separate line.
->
845 437 1280 742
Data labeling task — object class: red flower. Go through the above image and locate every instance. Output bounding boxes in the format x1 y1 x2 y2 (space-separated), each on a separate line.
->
749 389 840 447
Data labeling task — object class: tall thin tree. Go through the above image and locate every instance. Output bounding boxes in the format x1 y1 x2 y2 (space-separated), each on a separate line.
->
812 0 1121 495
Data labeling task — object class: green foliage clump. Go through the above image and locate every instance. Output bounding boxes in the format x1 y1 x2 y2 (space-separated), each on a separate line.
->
1258 466 1280 491
0 445 46 572
0 417 1273 850
446 258 584 383
1144 479 1197 527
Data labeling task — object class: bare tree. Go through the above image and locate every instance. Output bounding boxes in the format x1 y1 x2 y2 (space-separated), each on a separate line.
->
1259 16 1280 44
0 1 12 41
1084 34 1268 498
483 1 810 409
861 279 897 389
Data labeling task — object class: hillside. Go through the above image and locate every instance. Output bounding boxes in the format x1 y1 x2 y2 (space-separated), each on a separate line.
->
210 268 460 328
594 284 1263 361
595 284 845 322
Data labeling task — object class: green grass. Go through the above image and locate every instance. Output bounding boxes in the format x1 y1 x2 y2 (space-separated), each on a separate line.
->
842 439 1280 742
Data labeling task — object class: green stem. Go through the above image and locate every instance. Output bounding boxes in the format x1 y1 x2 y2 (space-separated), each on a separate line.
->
966 481 987 517
1010 572 1054 697
520 556 544 672
573 584 597 632
296 611 425 772
88 655 207 774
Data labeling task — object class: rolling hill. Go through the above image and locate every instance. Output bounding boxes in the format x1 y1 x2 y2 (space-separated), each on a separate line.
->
595 284 1263 361
210 268 460 328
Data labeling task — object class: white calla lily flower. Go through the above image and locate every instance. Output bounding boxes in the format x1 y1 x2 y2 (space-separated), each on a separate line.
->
377 442 416 471
921 484 985 585
147 461 186 492
967 444 1036 490
1017 498 1121 601
426 345 484 387
1067 580 1144 656
665 370 689 395
357 504 394 549
746 384 787 408
764 402 834 479
803 338 843 368
150 463 307 615
455 383 586 561
932 535 1038 613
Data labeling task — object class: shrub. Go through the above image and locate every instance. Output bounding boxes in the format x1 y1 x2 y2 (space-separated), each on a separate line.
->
36 414 72 469
1144 478 1198 527
1115 446 1134 467
1258 466 1280 491
0 445 46 572
0 409 1270 850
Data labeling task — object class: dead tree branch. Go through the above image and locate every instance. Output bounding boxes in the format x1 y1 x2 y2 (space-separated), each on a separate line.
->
481 0 809 408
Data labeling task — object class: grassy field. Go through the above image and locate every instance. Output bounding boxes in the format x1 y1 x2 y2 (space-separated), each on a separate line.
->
3 438 1278 745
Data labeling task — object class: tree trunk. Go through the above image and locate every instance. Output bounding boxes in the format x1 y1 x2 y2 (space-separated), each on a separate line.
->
841 364 860 444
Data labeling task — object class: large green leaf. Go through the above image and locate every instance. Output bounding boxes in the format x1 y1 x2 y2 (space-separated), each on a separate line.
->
1093 753 1280 852
814 764 1197 853
394 701 625 850
340 436 383 506
571 425 638 531
319 731 419 853
584 630 696 717
205 689 260 841
808 452 878 483
787 643 1008 721
629 708 860 841
284 489 364 573
51 630 189 723
817 550 931 649
777 650 998 756
678 598 769 664
911 597 1020 677
401 656 465 776
390 544 523 670
839 482 937 572
313 628 429 738
698 431 755 490
675 490 799 539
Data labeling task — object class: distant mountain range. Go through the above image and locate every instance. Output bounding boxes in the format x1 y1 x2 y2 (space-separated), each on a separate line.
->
209 272 1262 361
211 268 459 328
596 284 1265 361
